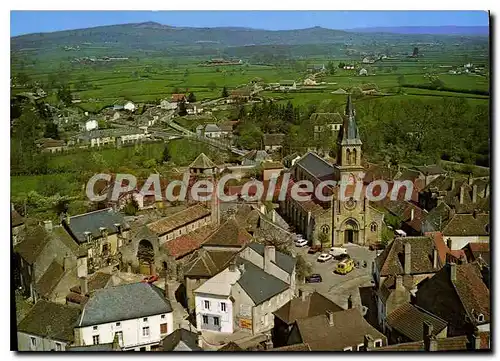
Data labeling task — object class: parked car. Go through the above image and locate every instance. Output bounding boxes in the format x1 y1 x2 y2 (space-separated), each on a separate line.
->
336 253 350 262
305 274 322 283
295 238 308 247
329 247 348 257
308 245 322 254
317 253 333 263
369 242 386 251
141 275 159 284
335 259 355 275
295 234 305 241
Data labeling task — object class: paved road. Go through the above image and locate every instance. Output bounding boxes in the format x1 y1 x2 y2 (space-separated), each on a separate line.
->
293 243 377 308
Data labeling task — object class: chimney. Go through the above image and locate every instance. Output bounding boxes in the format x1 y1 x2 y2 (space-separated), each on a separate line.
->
446 238 452 250
347 294 353 309
433 248 438 269
404 242 411 275
423 321 437 351
326 310 334 326
114 223 122 235
298 288 308 302
43 220 53 233
264 245 276 273
84 231 92 243
271 210 276 223
450 262 457 282
451 178 456 190
80 276 88 296
229 259 237 272
238 263 245 274
265 336 274 350
395 275 404 290
459 185 465 204
410 208 415 221
363 334 374 351
65 213 71 225
472 185 478 203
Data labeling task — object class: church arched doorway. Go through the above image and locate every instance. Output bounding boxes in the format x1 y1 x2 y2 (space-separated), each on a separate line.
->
137 239 155 275
343 219 359 244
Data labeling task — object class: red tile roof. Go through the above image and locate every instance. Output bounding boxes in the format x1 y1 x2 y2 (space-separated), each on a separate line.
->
162 224 218 259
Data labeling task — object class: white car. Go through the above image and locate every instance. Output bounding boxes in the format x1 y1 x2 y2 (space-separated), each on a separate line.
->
329 247 348 257
317 253 333 262
295 239 308 247
295 234 305 241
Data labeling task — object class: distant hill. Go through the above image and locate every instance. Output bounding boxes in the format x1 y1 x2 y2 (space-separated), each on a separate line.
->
347 26 489 36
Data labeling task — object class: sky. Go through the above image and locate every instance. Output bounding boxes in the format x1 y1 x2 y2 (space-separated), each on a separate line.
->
10 10 489 36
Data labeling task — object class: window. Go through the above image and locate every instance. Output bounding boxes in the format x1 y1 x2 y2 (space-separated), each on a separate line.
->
213 317 220 327
371 223 378 232
343 347 352 351
92 335 100 345
55 342 62 351
30 337 37 349
93 326 98 331
142 326 150 337
115 322 121 327
374 339 382 347
357 344 365 351
160 323 168 334
115 331 123 344
161 314 166 319
204 300 210 310
220 302 227 312
143 317 148 322
478 314 485 322
202 315 209 325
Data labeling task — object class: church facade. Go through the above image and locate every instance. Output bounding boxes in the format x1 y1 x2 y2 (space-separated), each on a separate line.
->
280 95 384 247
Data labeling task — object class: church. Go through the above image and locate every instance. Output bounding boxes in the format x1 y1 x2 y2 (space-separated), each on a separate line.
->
280 95 384 247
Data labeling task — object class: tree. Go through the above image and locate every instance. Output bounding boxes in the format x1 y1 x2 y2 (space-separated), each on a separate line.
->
221 86 229 97
430 78 445 90
187 92 196 103
123 199 139 216
77 74 90 90
338 62 346 69
162 145 171 162
295 254 312 281
57 85 72 106
327 61 336 75
178 100 187 116
207 81 217 91
44 122 59 139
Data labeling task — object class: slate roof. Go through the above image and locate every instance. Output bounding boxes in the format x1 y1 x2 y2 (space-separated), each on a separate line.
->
17 300 81 342
294 308 386 351
147 205 210 236
65 208 129 244
161 329 202 351
236 258 289 305
189 153 216 169
247 242 296 275
375 236 443 277
162 224 218 259
296 152 335 181
14 225 51 265
309 112 343 125
386 303 447 341
442 214 489 237
52 226 87 257
77 283 172 327
262 133 285 146
372 336 469 351
274 291 343 324
183 249 236 278
202 218 253 248
35 260 65 298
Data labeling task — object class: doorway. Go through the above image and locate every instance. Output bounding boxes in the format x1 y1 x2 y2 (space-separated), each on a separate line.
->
343 219 359 244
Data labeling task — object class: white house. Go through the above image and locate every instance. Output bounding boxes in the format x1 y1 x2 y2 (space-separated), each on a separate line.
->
85 119 99 131
186 104 204 115
124 101 136 112
203 124 223 138
279 80 297 91
74 282 174 351
442 213 489 251
359 68 368 76
159 100 177 110
194 245 296 337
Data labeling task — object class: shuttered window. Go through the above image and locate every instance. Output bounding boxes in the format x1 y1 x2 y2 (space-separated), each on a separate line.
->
160 323 168 334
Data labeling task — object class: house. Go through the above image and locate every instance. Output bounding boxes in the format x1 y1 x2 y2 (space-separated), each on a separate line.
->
286 307 387 351
279 80 296 91
385 303 448 344
11 207 25 245
66 271 113 306
441 213 489 250
343 65 355 70
282 153 301 169
262 133 285 152
359 68 368 76
83 119 99 131
261 161 284 181
307 64 326 72
36 138 67 153
413 165 447 187
159 99 178 110
186 103 204 115
14 222 85 302
74 282 174 351
171 94 186 103
68 342 122 351
373 235 446 330
75 128 148 148
414 262 490 337
189 153 218 175
272 290 343 347
62 208 130 274
241 150 271 166
159 329 203 351
303 78 317 86
218 123 234 138
229 88 252 103
309 112 343 140
17 300 81 351
381 199 426 236
194 245 295 337
202 124 223 138
462 243 489 266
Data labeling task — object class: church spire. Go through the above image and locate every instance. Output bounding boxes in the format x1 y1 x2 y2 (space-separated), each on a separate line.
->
345 93 354 117
341 95 361 145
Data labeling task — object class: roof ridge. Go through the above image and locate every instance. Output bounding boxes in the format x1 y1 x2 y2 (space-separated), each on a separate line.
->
70 207 113 219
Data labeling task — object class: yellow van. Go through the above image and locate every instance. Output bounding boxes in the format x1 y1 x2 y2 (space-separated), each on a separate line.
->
335 259 354 275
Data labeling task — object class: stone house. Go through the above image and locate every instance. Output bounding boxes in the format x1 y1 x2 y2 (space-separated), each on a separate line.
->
36 138 67 153
261 161 284 182
262 134 285 152
414 262 490 337
75 128 148 148
279 80 296 91
73 282 174 351
17 300 81 351
441 213 489 250
309 112 343 140
189 153 218 176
